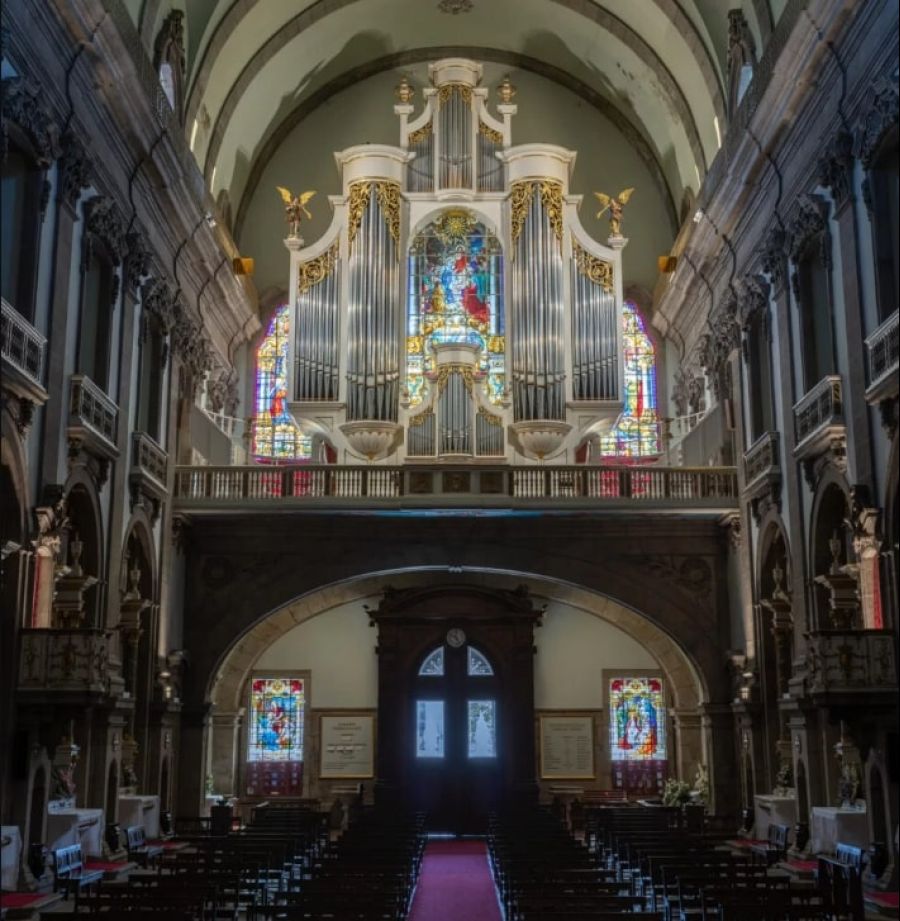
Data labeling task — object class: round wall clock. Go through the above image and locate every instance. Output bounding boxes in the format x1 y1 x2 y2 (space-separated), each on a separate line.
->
446 627 466 648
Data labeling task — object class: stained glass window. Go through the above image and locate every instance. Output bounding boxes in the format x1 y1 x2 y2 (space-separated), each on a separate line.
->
248 677 305 762
609 677 666 762
406 210 505 407
252 305 312 461
416 700 445 758
467 700 497 758
598 302 660 458
467 647 494 677
419 647 445 677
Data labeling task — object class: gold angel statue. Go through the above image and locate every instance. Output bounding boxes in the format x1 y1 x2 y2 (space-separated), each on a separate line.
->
277 186 316 237
594 187 635 237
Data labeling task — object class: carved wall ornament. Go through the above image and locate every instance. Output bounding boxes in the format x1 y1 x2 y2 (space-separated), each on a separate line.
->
437 83 473 105
509 181 535 247
407 122 432 145
1 76 61 167
83 196 127 264
154 9 186 116
171 304 213 385
738 274 770 330
56 131 91 207
142 277 178 334
347 181 401 251
124 231 151 295
787 194 829 266
727 9 757 116
760 225 788 293
853 74 899 167
478 121 504 146
817 130 855 206
700 290 740 389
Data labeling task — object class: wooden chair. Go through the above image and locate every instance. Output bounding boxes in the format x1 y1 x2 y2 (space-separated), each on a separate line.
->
750 822 790 866
125 824 164 868
52 843 103 905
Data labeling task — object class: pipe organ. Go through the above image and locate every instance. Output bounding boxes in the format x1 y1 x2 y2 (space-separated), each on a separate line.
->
286 58 626 464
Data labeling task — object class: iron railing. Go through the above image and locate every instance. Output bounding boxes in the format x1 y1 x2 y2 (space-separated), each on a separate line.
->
865 309 899 396
1 297 46 388
793 375 842 448
743 431 780 490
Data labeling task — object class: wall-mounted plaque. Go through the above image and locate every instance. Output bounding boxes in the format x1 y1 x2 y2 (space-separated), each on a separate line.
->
319 714 375 779
539 714 595 779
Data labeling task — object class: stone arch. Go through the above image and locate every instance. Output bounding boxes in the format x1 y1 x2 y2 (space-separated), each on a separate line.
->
122 510 158 600
63 471 104 627
808 469 852 630
208 570 705 713
756 516 792 599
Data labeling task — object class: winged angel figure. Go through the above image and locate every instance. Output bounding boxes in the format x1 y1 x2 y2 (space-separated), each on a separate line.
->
594 187 635 237
277 186 316 238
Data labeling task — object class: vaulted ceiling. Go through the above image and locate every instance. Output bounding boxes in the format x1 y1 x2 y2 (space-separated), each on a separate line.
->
128 0 780 291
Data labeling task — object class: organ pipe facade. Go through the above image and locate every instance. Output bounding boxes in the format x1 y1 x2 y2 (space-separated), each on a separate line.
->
286 58 627 464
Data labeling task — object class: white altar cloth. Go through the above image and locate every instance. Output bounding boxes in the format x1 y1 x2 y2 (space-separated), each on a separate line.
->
118 795 160 839
810 804 868 855
1 825 22 890
45 807 104 857
753 794 797 841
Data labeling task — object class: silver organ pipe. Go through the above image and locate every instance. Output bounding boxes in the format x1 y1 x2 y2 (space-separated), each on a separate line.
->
295 245 340 401
477 126 504 192
408 124 434 193
570 246 618 401
438 86 472 190
346 183 400 421
407 411 436 457
438 368 472 455
475 409 504 456
511 183 566 420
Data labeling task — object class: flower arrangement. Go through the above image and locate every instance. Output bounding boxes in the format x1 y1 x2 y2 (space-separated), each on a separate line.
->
662 778 693 806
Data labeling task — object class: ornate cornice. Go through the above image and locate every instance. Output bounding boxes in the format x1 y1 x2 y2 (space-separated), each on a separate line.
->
699 289 740 393
171 303 213 381
817 130 854 207
1 76 61 167
853 75 899 168
83 196 128 264
141 278 178 334
57 131 91 207
672 364 705 417
787 194 829 266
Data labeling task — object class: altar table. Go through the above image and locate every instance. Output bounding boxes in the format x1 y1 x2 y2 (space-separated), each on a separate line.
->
810 804 868 855
117 794 160 839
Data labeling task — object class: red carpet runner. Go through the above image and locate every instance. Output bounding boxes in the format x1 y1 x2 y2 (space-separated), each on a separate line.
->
408 840 503 921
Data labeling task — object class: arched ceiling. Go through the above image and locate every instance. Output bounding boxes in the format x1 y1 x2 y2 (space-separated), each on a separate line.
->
129 0 778 286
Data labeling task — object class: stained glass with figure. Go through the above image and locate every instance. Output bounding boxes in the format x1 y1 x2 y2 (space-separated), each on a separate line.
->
609 677 666 761
248 677 305 761
252 305 312 461
599 302 660 458
406 211 504 407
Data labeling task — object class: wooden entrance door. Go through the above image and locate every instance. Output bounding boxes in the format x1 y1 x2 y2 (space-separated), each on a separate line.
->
370 584 542 834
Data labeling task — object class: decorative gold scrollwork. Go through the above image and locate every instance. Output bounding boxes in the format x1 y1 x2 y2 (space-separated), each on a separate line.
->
478 122 504 145
438 83 473 105
374 181 401 248
435 365 476 395
297 241 339 295
477 406 503 427
509 181 535 248
408 122 432 145
347 180 401 252
408 410 434 428
572 238 614 291
539 180 564 243
347 182 372 248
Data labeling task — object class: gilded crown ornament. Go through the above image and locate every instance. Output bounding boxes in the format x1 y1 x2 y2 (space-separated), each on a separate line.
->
277 186 316 238
497 75 517 104
394 76 415 104
594 187 635 238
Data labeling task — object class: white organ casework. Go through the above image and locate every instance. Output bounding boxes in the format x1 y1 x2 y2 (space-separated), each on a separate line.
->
285 58 626 464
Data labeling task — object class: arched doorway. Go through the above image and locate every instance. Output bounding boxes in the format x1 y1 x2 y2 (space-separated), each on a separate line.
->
409 639 502 833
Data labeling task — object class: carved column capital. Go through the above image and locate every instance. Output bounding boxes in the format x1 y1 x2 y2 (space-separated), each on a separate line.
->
57 131 91 207
1 75 61 166
83 196 128 264
817 130 855 207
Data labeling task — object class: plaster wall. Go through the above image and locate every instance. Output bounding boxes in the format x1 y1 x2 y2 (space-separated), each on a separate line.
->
237 65 677 295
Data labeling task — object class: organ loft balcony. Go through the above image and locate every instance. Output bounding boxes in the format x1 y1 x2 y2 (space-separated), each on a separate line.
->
173 59 739 519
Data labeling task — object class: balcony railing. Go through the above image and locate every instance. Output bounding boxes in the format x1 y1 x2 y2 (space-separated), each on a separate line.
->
174 463 738 510
865 309 899 402
69 374 119 456
793 375 843 460
1 297 47 392
18 628 113 695
806 629 897 696
130 431 168 503
743 431 780 492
